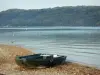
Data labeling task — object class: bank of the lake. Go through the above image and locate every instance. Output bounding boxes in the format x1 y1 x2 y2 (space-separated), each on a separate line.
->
0 44 100 75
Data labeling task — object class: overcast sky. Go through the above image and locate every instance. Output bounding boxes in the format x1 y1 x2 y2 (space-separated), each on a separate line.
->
0 0 100 11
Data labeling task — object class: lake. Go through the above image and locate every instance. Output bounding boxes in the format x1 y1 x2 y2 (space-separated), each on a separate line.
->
0 26 100 68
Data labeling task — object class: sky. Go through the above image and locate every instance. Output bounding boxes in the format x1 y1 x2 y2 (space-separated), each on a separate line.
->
0 0 100 11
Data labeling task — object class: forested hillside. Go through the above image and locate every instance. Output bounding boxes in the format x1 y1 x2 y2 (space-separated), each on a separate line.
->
0 6 100 27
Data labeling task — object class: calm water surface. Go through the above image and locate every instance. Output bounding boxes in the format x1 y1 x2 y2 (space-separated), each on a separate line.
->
0 27 100 68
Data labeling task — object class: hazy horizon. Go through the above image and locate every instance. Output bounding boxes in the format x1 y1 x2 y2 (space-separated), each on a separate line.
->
0 0 100 12
1 5 100 11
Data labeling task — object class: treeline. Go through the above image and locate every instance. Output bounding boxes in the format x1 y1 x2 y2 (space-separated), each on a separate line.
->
0 6 100 27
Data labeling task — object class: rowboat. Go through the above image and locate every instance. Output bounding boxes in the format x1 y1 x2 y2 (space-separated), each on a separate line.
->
15 53 66 68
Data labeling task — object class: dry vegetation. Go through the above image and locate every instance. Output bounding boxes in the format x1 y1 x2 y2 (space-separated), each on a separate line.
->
0 44 100 75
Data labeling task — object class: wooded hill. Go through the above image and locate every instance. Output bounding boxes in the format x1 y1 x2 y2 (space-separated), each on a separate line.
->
0 6 100 27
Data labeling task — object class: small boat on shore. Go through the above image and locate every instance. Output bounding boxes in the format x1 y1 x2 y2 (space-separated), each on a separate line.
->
15 53 66 68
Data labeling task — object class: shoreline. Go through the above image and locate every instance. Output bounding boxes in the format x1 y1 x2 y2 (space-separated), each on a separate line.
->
0 44 100 75
67 59 100 70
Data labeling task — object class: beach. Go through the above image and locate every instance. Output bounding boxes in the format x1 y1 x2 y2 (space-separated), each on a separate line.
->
0 44 100 75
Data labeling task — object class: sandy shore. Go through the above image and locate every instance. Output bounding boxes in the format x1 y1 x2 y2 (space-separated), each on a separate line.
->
0 44 100 75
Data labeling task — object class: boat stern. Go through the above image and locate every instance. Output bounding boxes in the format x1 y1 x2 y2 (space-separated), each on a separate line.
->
15 56 26 67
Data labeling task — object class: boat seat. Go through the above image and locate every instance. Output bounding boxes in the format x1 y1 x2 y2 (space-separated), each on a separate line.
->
53 55 60 58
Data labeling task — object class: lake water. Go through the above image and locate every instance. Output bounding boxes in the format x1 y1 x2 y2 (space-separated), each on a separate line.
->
0 27 100 68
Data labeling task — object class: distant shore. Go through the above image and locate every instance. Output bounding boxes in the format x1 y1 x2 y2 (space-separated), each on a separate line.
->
0 44 100 75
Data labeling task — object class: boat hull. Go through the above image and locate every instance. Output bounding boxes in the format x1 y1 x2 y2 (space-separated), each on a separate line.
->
15 54 66 68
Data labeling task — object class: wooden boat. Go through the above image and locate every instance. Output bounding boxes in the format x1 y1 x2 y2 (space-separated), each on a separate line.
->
15 53 66 68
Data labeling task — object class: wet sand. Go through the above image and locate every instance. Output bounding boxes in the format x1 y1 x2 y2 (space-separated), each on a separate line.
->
0 44 100 75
